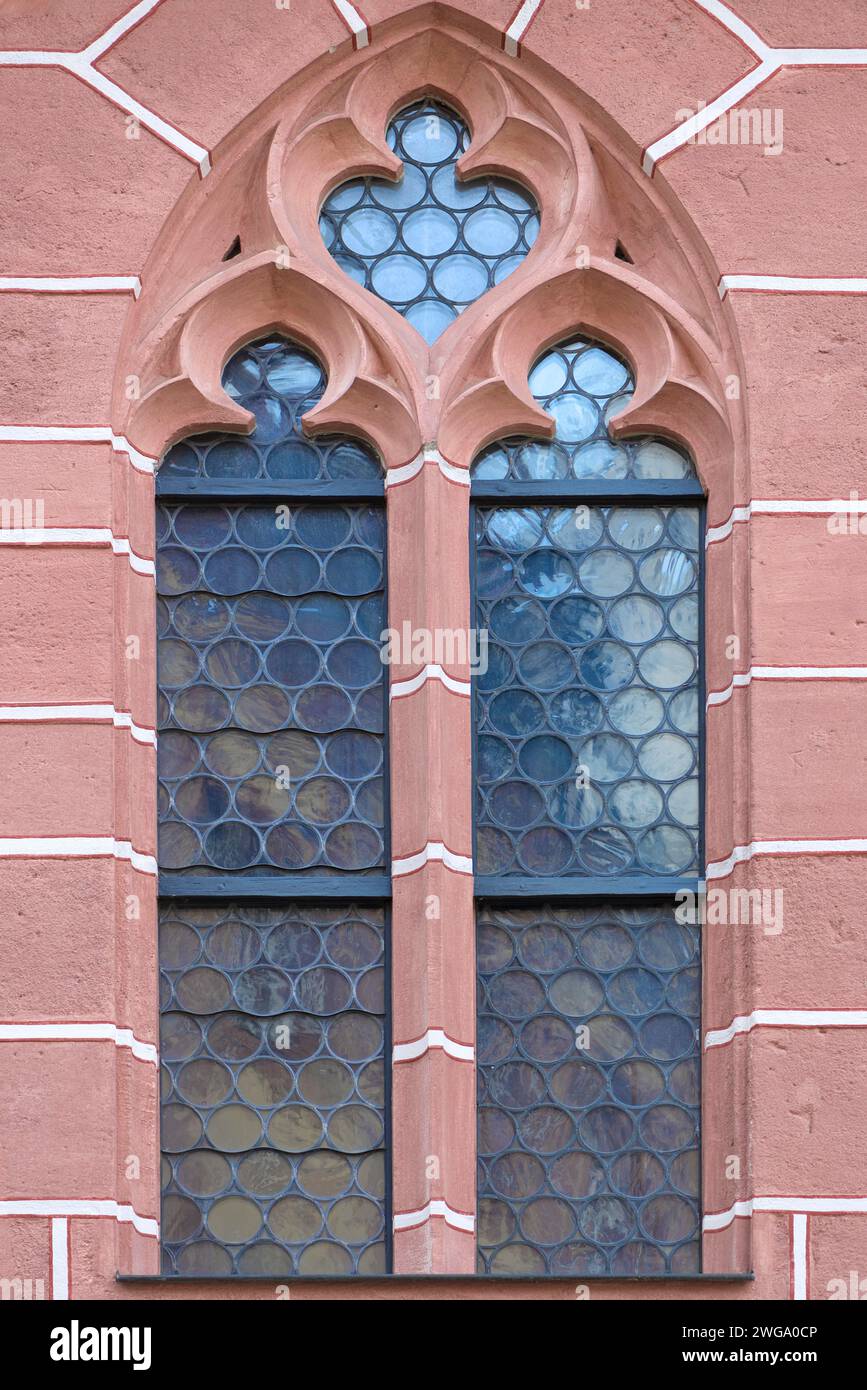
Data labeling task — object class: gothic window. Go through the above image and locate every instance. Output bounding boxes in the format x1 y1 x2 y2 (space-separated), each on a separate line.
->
473 337 703 1275
157 336 389 1277
139 38 730 1279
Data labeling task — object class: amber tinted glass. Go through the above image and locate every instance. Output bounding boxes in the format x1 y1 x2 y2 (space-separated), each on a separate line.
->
157 500 386 876
477 902 700 1275
161 901 387 1275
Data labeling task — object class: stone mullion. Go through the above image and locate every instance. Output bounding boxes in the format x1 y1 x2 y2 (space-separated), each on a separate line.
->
386 459 476 1274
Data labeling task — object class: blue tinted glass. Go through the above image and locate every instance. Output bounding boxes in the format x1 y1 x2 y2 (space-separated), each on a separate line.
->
471 339 698 481
321 101 539 343
160 337 382 482
157 500 387 876
161 900 387 1276
477 902 701 1275
474 504 700 878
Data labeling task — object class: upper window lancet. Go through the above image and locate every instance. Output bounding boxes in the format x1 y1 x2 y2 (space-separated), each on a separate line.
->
155 336 387 883
472 340 699 483
320 99 540 344
160 338 382 484
471 335 702 884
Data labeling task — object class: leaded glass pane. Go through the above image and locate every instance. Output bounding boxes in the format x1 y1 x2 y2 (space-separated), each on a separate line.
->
471 339 698 482
320 100 539 343
474 503 700 878
159 337 382 483
160 901 387 1275
477 902 700 1275
157 499 386 875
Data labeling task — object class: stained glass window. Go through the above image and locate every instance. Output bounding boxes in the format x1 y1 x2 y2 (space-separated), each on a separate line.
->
472 336 703 1275
473 339 698 483
160 338 381 484
477 903 700 1275
321 100 539 343
474 501 700 879
472 339 701 883
156 499 386 877
157 337 390 1276
161 901 387 1276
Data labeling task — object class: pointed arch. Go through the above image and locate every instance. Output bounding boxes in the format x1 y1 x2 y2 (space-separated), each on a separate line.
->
109 2 751 1282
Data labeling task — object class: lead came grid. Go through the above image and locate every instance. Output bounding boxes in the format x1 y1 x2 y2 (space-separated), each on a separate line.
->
471 339 698 483
160 901 387 1276
320 100 540 344
156 500 387 877
157 336 387 878
477 903 701 1275
474 502 700 878
159 338 382 484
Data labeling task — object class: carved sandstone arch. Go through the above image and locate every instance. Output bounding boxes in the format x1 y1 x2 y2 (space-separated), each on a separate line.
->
114 8 745 498
113 3 751 1278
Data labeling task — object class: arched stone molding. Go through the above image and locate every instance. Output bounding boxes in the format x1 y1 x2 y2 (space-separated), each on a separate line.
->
110 3 751 1280
114 13 744 487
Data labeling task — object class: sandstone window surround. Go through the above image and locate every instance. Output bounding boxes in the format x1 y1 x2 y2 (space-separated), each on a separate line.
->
116 10 746 1280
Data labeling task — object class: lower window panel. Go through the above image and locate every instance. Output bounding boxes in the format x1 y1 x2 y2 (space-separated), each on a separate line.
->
159 900 387 1276
477 901 700 1275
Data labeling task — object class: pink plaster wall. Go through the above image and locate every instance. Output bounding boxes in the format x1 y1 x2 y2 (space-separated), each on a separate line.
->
1 0 865 1301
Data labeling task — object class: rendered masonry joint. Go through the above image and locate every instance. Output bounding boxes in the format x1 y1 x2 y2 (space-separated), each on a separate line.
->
643 0 867 174
0 0 210 172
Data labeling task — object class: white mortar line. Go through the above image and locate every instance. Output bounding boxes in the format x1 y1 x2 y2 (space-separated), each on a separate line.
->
0 426 156 474
390 665 472 701
0 0 210 174
0 276 141 297
706 498 867 545
392 841 473 877
393 1029 475 1063
704 1195 867 1232
706 839 867 881
0 1022 158 1065
384 452 424 488
0 1199 159 1238
0 704 155 746
0 528 153 576
384 448 470 488
643 59 778 175
707 667 867 706
0 837 157 874
690 0 772 58
80 0 167 62
330 0 370 49
393 1200 475 1233
792 1214 808 1301
720 274 867 298
705 1010 867 1050
51 1217 69 1301
644 0 867 174
773 47 867 65
504 0 545 57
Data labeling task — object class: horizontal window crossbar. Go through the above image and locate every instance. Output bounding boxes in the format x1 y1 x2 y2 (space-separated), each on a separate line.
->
474 874 700 900
156 478 385 501
470 479 705 503
159 873 392 899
